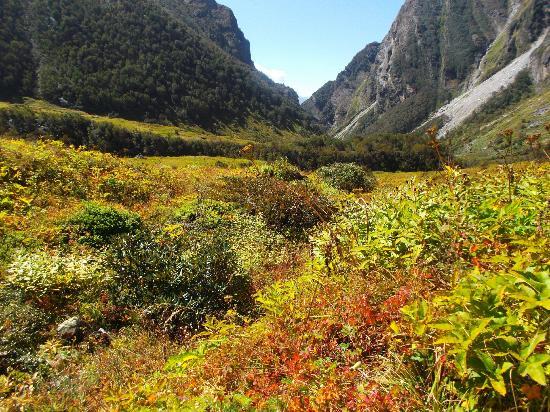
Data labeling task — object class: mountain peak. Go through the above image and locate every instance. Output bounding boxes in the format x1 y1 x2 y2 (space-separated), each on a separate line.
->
155 0 253 66
304 0 549 138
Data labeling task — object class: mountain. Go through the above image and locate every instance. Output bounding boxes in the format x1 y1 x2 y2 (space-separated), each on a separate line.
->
304 0 549 139
153 0 253 66
0 0 310 130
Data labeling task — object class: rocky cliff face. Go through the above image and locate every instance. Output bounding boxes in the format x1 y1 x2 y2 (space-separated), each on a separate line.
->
154 0 253 66
305 0 549 138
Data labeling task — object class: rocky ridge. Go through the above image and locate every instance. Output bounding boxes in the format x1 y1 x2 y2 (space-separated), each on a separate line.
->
304 0 549 139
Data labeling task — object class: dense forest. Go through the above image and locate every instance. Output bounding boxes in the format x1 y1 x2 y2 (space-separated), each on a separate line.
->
0 0 36 99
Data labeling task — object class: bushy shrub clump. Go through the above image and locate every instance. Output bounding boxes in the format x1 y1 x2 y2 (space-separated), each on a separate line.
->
6 251 107 301
173 199 289 276
316 162 377 192
259 158 304 181
0 290 51 373
105 229 254 334
218 175 334 239
63 203 142 248
174 199 238 230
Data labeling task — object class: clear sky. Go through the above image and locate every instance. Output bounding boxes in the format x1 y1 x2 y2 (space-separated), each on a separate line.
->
219 0 404 99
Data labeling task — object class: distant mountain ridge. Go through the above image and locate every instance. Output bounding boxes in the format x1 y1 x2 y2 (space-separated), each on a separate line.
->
304 0 549 138
0 0 310 130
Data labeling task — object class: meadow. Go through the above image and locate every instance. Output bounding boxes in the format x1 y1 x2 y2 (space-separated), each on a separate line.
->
0 134 548 411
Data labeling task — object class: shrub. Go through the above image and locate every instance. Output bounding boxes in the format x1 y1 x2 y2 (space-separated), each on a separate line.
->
172 199 288 278
403 250 549 410
174 199 238 230
260 158 304 181
105 229 254 334
5 251 108 304
316 162 377 192
63 203 142 248
0 289 51 373
218 175 334 239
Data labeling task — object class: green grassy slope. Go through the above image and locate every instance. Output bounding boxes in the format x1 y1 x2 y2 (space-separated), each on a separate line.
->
447 88 550 165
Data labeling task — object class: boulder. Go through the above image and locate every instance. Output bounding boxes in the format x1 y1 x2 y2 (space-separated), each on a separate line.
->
56 317 82 341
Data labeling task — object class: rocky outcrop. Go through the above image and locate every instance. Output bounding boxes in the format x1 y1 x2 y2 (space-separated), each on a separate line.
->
302 42 380 129
304 0 549 139
154 0 253 66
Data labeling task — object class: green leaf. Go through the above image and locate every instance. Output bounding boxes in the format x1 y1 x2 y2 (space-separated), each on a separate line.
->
429 322 455 331
474 350 496 375
519 354 550 386
455 351 468 376
520 333 546 360
489 377 507 396
435 335 462 345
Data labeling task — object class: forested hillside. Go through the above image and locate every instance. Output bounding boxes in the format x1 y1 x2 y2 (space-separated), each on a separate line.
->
0 0 310 130
0 0 36 100
153 0 253 66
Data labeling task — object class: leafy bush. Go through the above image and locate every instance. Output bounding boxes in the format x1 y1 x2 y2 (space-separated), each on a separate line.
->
172 199 288 278
260 158 304 181
403 250 549 409
316 162 376 192
0 290 51 373
105 230 253 333
63 203 142 248
218 175 334 239
314 166 547 274
174 199 238 230
6 251 108 304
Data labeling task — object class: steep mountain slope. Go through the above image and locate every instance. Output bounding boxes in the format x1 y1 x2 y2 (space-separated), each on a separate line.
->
153 0 253 66
304 0 549 138
0 0 309 130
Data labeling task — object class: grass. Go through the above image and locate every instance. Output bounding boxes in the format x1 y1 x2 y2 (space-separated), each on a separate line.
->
479 31 508 81
17 98 253 144
4 98 310 147
128 155 259 170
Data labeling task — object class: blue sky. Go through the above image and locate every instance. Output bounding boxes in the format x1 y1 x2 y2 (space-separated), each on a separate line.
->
220 0 404 99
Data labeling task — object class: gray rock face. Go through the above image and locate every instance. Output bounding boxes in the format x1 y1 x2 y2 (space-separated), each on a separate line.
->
154 0 253 66
304 0 549 138
56 317 81 341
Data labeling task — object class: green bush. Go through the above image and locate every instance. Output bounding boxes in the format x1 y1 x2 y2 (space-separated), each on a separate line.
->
63 203 142 248
6 251 107 303
316 162 376 192
260 158 304 181
174 199 238 230
218 175 334 239
105 229 253 333
403 250 549 410
0 289 51 373
173 199 288 275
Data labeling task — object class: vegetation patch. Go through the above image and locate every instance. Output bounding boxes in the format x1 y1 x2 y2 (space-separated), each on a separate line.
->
317 162 377 192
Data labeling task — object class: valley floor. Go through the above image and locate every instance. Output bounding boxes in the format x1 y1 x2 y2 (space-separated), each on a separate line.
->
0 136 548 411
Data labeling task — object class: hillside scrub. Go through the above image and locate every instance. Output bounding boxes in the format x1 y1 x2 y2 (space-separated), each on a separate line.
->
0 135 548 410
0 101 444 171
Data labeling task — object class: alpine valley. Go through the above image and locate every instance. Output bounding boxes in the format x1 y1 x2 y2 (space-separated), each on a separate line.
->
0 1 549 411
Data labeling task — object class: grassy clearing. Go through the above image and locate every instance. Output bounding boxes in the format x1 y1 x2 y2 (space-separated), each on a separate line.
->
10 98 252 143
128 155 259 170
